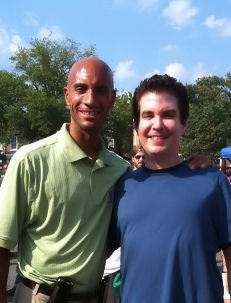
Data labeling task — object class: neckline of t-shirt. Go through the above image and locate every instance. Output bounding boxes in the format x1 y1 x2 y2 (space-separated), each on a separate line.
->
142 160 187 174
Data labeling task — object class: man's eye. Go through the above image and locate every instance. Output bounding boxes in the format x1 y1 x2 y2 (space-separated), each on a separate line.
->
142 113 152 119
163 111 176 118
75 85 87 93
76 87 84 92
96 86 107 93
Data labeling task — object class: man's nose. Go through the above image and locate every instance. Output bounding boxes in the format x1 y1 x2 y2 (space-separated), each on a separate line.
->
152 116 164 129
84 89 95 105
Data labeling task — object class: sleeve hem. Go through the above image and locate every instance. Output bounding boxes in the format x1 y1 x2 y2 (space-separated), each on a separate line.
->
0 238 17 250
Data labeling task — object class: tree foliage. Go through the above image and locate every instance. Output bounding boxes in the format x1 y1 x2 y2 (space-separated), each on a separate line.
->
0 37 95 143
0 71 28 142
181 74 231 159
1 36 230 160
103 92 133 156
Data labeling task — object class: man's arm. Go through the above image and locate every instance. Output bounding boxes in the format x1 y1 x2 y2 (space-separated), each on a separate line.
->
0 247 10 303
188 154 212 169
223 245 231 301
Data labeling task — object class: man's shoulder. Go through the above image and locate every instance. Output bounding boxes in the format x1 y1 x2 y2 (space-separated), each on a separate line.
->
106 150 131 170
116 166 140 187
12 132 59 163
190 164 227 180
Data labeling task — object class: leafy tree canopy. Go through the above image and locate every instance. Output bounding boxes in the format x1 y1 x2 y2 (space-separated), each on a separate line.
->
10 37 96 98
103 91 133 156
181 74 231 159
1 37 95 143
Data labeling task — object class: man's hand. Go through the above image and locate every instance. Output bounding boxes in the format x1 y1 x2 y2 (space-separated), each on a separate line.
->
188 154 212 170
0 247 10 303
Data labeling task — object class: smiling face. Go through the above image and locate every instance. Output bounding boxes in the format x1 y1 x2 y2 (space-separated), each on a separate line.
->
64 57 115 138
138 91 187 169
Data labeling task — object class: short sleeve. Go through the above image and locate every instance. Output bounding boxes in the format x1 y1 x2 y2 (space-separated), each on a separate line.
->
0 153 28 249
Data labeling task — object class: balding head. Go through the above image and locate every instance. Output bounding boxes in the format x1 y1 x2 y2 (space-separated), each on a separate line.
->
64 56 116 141
67 56 114 89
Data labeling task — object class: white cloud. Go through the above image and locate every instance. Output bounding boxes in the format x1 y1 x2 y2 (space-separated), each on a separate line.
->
23 12 38 27
138 0 159 10
165 62 186 80
162 0 198 29
144 68 161 78
8 35 23 52
0 26 24 68
37 26 63 40
204 15 231 37
0 28 9 47
192 62 208 82
159 44 179 52
114 60 135 80
144 62 210 83
0 27 23 54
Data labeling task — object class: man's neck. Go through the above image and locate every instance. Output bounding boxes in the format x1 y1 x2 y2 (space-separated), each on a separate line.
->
144 153 183 170
68 124 101 162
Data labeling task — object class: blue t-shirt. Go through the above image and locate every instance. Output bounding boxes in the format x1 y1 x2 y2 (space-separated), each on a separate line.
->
111 161 231 303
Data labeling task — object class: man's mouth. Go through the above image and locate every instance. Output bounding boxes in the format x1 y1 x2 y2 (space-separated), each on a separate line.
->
79 110 99 116
148 135 166 139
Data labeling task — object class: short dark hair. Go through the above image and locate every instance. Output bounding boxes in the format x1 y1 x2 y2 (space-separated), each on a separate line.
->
133 74 189 130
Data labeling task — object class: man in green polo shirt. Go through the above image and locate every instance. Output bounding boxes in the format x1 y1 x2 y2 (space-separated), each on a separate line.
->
0 57 210 303
0 57 130 303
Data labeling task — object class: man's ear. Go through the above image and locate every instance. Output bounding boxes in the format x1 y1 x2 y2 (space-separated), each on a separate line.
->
133 119 138 133
181 119 188 135
63 87 70 106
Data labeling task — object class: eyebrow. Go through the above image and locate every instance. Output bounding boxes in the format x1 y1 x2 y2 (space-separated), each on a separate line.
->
163 109 177 114
74 83 88 88
141 109 177 116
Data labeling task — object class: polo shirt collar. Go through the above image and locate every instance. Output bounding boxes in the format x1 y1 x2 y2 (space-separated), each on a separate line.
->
58 124 113 167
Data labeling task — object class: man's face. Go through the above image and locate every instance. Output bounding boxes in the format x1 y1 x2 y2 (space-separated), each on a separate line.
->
132 151 145 169
138 91 187 161
64 58 115 135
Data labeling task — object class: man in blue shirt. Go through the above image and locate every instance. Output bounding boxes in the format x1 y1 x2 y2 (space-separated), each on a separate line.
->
111 74 231 303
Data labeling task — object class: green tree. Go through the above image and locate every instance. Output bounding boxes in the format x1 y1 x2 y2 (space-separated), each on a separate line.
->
5 91 69 143
1 37 95 143
0 71 28 142
11 37 96 98
181 74 231 159
103 92 133 156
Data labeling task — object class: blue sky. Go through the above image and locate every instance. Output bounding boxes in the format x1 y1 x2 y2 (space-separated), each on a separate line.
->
0 0 231 92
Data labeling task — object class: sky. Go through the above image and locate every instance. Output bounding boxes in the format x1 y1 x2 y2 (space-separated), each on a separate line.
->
0 0 231 92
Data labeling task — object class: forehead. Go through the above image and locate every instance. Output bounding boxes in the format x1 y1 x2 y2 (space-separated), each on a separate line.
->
139 91 179 111
69 59 113 87
135 151 144 156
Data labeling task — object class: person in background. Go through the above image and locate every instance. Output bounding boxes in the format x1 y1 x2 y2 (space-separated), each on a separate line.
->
226 167 231 184
131 146 145 170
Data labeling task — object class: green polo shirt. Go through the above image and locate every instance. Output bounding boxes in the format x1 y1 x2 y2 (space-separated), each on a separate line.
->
0 124 130 292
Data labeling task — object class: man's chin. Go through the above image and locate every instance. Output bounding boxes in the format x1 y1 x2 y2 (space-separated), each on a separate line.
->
144 147 166 156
